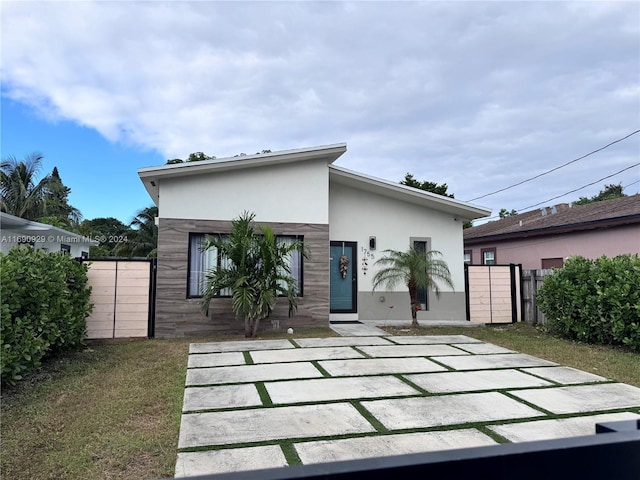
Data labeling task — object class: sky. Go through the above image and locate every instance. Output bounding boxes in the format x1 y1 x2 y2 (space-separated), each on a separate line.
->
2 1 639 225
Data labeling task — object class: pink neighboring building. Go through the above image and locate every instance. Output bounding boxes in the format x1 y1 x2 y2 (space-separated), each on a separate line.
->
463 195 640 270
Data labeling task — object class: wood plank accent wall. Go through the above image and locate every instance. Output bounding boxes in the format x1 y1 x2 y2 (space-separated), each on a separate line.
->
156 218 330 337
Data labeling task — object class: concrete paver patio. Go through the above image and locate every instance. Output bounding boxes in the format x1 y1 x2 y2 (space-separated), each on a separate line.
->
175 332 640 478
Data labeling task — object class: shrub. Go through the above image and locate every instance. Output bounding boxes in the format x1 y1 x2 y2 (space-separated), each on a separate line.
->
537 254 640 351
1 246 93 385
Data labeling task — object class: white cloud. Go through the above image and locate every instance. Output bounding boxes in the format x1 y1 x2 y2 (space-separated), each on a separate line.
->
2 1 638 216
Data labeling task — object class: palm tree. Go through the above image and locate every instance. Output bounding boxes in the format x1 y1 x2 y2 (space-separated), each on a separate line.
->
201 211 306 337
372 247 454 327
0 153 50 220
115 206 158 257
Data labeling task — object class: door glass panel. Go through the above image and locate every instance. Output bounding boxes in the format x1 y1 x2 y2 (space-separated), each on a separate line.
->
413 240 427 310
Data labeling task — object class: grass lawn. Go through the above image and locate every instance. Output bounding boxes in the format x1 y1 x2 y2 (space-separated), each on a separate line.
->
1 323 637 480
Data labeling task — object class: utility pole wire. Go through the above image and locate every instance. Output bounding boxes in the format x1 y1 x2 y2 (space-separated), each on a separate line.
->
467 129 640 202
516 162 640 212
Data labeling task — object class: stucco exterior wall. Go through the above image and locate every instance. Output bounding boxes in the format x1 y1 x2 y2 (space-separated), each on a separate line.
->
158 159 329 224
329 182 467 321
466 224 640 270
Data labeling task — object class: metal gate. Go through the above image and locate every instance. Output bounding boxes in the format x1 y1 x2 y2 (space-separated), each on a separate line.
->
465 264 522 324
84 259 156 339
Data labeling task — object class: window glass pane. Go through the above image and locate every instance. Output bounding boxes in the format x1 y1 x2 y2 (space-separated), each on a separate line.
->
277 236 303 296
464 252 471 264
188 234 217 297
483 250 495 265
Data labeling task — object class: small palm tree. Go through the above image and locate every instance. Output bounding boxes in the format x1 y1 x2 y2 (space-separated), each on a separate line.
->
372 247 454 327
201 211 307 337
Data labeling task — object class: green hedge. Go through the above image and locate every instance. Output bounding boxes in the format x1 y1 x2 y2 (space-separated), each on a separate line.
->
536 254 640 351
1 246 93 385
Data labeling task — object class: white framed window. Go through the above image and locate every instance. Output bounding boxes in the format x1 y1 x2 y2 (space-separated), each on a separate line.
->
187 233 303 298
482 248 496 265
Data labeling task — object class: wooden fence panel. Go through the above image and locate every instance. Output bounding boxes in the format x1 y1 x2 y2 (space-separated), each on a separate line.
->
521 269 553 324
85 260 154 339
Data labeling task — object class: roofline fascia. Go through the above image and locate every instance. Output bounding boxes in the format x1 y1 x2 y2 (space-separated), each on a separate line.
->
138 143 347 179
464 214 640 245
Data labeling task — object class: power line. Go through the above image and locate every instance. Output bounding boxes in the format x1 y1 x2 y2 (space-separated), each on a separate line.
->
467 129 640 202
516 162 640 212
472 163 640 224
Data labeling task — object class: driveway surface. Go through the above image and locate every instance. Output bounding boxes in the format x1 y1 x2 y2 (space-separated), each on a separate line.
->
175 329 640 477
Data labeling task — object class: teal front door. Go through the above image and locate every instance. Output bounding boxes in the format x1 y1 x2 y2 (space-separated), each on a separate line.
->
330 241 357 313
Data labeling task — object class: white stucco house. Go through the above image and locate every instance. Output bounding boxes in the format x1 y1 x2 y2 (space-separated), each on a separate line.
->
0 212 98 258
138 143 491 337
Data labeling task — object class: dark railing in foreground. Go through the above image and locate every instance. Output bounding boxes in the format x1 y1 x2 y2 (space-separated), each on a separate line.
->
173 420 640 480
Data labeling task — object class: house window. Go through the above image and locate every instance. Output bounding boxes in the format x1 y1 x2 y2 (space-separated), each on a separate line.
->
413 239 429 310
482 248 496 265
187 233 303 298
188 233 230 298
60 244 71 255
464 250 472 265
80 251 89 259
541 258 564 269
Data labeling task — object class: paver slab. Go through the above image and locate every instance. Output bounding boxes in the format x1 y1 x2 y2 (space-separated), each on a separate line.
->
294 336 393 348
520 366 608 385
182 384 263 412
359 344 469 358
329 323 390 336
265 376 420 404
294 428 497 464
190 339 295 354
489 412 640 442
405 369 552 393
509 383 640 414
187 352 246 369
185 362 323 386
178 403 376 448
175 445 288 477
361 392 544 429
319 357 446 376
387 335 482 344
431 353 557 370
451 343 515 354
250 346 364 364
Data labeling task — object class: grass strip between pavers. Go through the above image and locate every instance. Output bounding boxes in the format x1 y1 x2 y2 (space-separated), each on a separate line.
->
310 360 331 377
255 382 273 406
243 351 254 365
280 442 303 466
350 401 389 433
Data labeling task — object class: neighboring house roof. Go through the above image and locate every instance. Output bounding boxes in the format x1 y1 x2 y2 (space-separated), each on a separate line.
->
137 143 491 221
0 212 99 246
464 194 640 245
